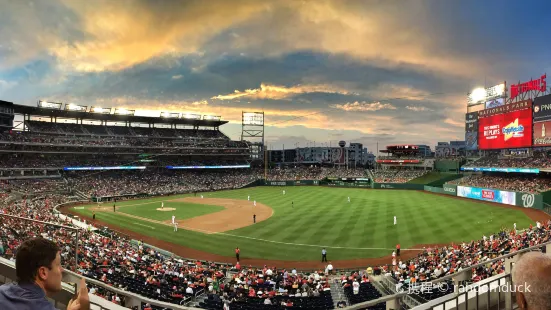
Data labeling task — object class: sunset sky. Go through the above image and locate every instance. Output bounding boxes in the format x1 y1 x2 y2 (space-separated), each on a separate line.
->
1 0 550 152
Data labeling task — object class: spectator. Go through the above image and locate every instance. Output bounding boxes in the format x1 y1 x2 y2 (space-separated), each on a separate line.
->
512 252 551 310
0 237 89 310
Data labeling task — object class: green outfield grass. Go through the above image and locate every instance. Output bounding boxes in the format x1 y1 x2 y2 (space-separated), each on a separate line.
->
73 187 534 261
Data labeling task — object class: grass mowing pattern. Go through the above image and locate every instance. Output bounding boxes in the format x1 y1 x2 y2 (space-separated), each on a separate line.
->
74 187 534 262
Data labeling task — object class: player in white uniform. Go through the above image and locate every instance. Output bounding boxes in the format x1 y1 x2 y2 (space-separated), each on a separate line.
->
347 197 350 203
283 190 286 195
201 195 203 199
248 195 250 201
514 223 517 230
161 202 164 209
172 215 177 231
254 200 257 207
394 216 397 225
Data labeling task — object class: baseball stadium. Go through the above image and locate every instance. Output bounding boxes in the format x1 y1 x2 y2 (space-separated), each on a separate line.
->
3 3 551 310
2 85 551 310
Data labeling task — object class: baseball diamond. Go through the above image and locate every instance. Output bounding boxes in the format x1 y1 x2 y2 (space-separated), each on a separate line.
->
66 186 542 268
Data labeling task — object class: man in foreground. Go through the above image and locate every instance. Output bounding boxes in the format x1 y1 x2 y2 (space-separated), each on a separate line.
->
0 237 89 310
512 251 551 310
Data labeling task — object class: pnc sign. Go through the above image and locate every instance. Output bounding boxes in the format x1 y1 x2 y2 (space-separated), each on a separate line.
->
510 74 547 100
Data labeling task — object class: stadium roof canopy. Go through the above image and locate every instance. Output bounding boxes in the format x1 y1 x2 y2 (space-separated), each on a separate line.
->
13 104 228 127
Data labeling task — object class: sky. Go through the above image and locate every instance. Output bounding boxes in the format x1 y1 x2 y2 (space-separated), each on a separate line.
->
1 0 551 153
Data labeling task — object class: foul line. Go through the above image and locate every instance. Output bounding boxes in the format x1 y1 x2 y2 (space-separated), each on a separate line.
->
133 222 155 229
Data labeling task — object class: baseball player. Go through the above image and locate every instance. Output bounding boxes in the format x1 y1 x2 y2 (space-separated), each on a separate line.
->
161 201 164 209
248 195 250 201
394 216 397 225
172 215 176 225
347 197 350 203
283 190 286 195
253 200 257 207
173 222 178 232
514 223 517 231
201 195 204 199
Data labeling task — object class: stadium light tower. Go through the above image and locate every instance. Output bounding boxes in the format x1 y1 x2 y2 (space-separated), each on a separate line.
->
241 111 265 162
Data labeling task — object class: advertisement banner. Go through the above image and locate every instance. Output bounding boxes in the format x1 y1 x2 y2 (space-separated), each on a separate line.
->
264 180 319 186
533 94 551 122
443 184 457 195
376 159 420 164
478 108 533 149
457 186 516 205
465 112 479 132
485 98 505 109
372 183 425 190
534 121 551 146
465 131 478 150
461 167 540 174
478 100 532 118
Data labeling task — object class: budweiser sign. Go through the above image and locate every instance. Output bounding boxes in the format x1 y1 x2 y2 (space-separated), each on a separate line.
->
478 100 532 118
510 74 546 100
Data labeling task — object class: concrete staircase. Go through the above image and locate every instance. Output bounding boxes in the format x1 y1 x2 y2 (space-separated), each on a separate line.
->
329 275 348 308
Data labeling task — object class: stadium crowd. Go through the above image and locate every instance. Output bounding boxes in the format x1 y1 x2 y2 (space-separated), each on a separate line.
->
0 186 339 309
370 170 427 183
1 170 551 308
69 170 261 198
463 152 551 169
446 174 551 193
388 222 551 297
267 167 366 181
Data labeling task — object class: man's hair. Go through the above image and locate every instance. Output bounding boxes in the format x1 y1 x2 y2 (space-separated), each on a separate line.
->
512 251 551 310
15 237 60 283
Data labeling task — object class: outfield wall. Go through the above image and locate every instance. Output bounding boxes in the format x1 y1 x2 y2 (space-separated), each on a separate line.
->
264 180 320 186
372 183 425 190
437 184 543 210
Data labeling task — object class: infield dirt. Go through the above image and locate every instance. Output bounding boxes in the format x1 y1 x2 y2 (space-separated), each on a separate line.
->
89 197 272 234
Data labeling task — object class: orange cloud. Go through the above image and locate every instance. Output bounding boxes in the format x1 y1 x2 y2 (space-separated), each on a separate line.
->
330 101 396 112
51 0 268 72
211 83 354 100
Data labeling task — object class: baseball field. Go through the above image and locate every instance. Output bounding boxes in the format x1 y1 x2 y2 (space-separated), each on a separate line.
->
68 186 540 268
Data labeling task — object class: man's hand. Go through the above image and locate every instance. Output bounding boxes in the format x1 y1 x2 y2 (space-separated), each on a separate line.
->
67 278 90 310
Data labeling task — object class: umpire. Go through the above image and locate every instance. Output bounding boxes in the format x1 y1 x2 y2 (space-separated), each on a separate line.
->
322 248 327 262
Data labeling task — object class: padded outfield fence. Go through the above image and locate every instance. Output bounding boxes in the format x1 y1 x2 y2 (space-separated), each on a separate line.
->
264 178 545 211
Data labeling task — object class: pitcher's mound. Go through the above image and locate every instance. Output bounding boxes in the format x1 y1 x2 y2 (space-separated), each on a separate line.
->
156 208 176 211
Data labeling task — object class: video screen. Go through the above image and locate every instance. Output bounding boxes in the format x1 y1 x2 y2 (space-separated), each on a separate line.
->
478 109 532 150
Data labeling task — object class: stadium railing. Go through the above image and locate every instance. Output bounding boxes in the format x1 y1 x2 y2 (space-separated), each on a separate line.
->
344 241 551 310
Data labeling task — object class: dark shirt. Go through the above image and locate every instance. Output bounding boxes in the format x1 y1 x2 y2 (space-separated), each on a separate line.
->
0 282 57 310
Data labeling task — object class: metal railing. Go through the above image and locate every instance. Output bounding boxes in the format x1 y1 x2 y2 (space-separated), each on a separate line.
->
343 240 551 310
0 213 80 271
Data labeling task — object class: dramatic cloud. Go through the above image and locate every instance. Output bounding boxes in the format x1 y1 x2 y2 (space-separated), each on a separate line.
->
211 83 354 101
330 101 396 112
2 0 551 152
